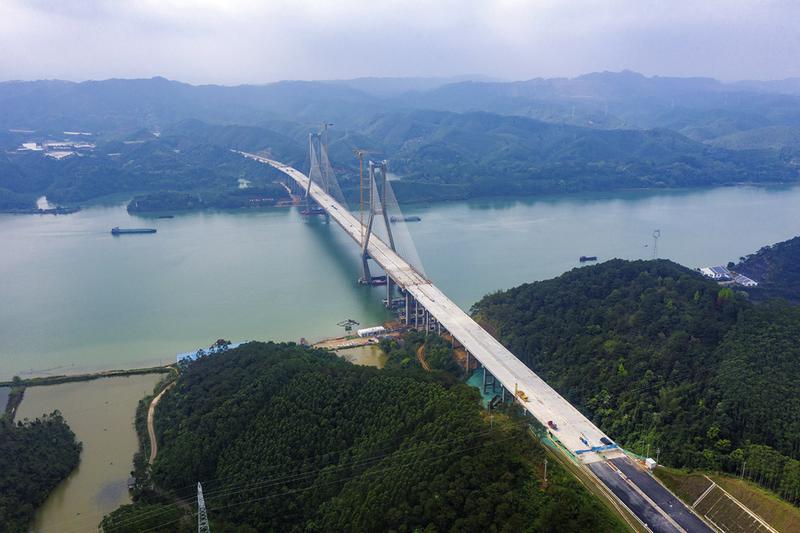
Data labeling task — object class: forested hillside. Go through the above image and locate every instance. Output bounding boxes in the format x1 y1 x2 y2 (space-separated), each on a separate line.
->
735 235 800 302
362 110 795 201
3 72 800 209
473 259 800 503
0 133 292 209
0 412 82 532
103 342 625 532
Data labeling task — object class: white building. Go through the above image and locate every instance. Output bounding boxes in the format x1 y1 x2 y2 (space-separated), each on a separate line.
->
699 266 732 280
356 326 386 338
734 274 758 287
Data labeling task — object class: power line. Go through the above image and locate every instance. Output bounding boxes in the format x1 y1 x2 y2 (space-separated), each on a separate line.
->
134 431 520 533
100 425 519 532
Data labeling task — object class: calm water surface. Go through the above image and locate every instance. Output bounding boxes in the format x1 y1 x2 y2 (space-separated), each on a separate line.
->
2 185 800 380
15 374 163 533
337 344 388 368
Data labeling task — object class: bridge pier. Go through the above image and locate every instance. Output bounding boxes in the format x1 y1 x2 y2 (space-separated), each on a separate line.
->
404 293 409 325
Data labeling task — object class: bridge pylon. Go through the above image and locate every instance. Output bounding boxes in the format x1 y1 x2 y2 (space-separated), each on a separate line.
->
359 160 397 306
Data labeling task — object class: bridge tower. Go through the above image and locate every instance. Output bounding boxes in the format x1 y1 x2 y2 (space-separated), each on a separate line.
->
360 160 397 306
304 122 336 220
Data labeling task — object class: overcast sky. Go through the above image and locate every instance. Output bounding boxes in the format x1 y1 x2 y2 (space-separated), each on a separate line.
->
1 0 798 84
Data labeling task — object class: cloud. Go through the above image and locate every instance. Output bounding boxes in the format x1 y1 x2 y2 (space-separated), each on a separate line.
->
1 0 798 83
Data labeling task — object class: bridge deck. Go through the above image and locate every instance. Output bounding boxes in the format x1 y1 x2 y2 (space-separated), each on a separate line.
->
243 151 622 464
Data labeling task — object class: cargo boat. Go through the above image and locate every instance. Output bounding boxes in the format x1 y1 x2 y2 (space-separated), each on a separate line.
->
390 215 421 223
579 255 598 262
111 227 157 235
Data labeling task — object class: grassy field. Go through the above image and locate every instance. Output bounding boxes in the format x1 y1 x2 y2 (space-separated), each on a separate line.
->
655 467 798 533
694 484 773 533
711 474 800 533
655 467 713 504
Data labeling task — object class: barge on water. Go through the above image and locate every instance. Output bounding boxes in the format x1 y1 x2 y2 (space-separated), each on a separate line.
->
390 215 421 223
111 227 157 235
579 255 598 262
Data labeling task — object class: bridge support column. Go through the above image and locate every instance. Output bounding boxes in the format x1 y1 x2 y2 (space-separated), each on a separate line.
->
414 299 419 329
482 367 487 390
466 350 470 372
404 293 409 325
425 309 429 332
502 386 506 403
386 276 392 308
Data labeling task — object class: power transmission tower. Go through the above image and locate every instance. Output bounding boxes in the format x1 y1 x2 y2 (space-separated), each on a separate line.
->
652 229 661 259
197 482 211 533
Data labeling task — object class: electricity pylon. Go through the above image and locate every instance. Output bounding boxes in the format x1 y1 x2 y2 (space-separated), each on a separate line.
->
652 229 661 259
197 482 210 533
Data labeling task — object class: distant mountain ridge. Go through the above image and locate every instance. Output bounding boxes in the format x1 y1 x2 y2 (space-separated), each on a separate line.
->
3 71 800 138
2 71 800 209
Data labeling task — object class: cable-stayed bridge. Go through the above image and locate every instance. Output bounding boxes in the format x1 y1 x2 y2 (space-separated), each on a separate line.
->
238 145 712 533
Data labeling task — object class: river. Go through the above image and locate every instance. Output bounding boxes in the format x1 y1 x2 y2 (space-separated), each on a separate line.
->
3 184 800 381
5 184 800 530
14 374 164 533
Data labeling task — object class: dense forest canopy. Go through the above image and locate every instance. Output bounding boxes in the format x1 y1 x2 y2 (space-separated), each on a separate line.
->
0 412 81 532
473 259 800 503
103 341 624 532
735 235 800 303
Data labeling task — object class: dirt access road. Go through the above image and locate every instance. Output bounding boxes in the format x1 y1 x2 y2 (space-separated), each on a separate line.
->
147 382 175 465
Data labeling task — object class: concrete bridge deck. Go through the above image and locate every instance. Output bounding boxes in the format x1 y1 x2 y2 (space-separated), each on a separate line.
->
242 151 622 465
242 152 712 532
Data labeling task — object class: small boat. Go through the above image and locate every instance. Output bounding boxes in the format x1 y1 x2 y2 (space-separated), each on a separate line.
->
111 227 157 235
156 215 174 219
579 256 598 262
300 206 326 216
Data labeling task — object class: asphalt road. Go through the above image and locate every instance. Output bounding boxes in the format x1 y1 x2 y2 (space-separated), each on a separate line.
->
589 461 682 533
611 457 712 533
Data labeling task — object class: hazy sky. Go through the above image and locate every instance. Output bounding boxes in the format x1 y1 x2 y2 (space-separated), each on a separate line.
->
1 0 798 84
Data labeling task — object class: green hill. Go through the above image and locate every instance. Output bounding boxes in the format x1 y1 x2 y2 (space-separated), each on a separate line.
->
735 235 800 303
365 110 797 201
0 412 82 532
105 342 625 532
473 259 800 504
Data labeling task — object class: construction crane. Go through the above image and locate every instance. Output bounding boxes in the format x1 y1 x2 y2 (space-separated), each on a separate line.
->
337 319 360 332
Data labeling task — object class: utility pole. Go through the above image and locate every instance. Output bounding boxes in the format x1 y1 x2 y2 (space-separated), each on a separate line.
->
197 482 210 533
